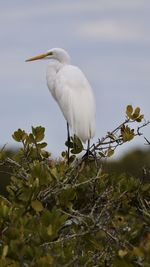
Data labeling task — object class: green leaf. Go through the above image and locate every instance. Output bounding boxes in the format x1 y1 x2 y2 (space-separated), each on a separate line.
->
121 125 135 142
59 187 76 207
118 249 128 258
1 245 8 259
32 126 45 142
12 129 27 142
61 151 67 157
126 105 133 118
27 133 35 144
37 142 47 149
30 161 52 185
31 200 44 212
107 148 115 157
41 210 52 226
131 107 140 119
65 140 74 148
69 155 76 163
71 135 83 154
47 224 53 236
135 114 144 122
0 203 10 218
38 255 53 266
41 150 50 158
18 188 32 202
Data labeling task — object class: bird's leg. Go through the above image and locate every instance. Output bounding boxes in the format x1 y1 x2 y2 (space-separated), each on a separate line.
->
82 139 90 160
67 122 70 164
87 139 90 157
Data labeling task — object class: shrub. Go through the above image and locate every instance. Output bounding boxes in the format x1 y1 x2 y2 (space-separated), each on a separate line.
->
0 106 150 266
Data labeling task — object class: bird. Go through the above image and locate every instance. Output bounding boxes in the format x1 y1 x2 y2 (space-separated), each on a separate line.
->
26 48 96 158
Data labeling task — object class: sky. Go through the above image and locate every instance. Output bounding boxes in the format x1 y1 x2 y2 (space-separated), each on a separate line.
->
0 0 150 157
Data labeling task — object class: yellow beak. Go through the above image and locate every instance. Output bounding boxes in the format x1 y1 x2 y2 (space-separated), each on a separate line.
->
25 52 49 62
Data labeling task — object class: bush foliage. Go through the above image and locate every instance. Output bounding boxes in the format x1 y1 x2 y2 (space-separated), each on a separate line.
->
0 106 150 267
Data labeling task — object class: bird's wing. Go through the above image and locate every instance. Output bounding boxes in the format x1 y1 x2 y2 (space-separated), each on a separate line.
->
53 65 96 142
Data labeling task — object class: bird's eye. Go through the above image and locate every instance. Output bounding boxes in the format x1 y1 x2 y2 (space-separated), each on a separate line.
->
47 51 53 56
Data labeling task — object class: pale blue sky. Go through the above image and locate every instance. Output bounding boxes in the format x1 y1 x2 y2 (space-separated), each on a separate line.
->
0 0 150 157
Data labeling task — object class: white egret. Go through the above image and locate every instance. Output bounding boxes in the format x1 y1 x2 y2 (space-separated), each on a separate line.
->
26 48 96 157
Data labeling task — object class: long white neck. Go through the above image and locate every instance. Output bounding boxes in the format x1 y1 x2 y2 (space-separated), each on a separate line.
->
46 59 63 99
46 48 71 99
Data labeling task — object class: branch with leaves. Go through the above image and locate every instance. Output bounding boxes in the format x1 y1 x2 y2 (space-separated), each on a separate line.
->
63 105 149 162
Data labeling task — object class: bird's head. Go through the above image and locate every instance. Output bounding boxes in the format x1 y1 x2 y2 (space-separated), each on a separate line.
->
26 48 70 64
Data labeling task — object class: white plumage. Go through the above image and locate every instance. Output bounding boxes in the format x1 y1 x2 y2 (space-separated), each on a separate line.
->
26 48 96 143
